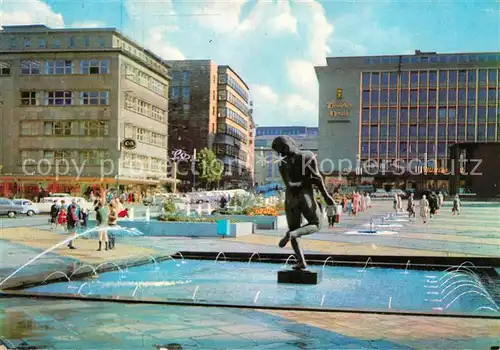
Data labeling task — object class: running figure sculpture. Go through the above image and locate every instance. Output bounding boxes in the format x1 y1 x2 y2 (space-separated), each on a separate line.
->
272 136 335 270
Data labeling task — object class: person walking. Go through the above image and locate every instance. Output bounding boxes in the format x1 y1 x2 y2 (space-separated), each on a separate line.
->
49 200 59 229
420 194 430 224
66 203 79 249
438 191 444 207
326 202 336 228
452 194 461 215
393 192 399 213
107 203 118 250
407 193 416 218
56 206 67 232
365 192 372 209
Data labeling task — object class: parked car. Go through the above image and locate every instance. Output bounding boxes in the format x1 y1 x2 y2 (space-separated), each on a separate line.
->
0 197 25 218
390 189 408 199
12 199 40 216
371 189 389 198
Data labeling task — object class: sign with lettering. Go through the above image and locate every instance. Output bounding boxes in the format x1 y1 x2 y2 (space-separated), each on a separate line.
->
170 149 191 161
327 88 352 117
122 138 137 150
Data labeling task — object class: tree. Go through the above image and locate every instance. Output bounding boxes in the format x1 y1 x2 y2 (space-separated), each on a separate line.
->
196 148 223 189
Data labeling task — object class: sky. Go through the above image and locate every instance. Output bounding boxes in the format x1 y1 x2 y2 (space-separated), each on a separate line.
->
1 0 499 127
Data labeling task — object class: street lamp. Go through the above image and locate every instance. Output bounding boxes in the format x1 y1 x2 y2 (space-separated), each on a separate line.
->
176 135 197 191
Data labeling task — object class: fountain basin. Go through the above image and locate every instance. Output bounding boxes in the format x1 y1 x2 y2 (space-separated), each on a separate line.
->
344 230 398 235
23 259 497 315
362 223 403 229
209 214 288 230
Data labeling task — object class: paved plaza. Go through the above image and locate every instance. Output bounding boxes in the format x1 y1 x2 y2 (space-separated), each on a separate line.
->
0 200 499 349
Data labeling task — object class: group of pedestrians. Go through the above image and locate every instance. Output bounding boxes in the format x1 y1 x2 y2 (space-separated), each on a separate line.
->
49 199 88 249
325 192 372 228
418 191 460 224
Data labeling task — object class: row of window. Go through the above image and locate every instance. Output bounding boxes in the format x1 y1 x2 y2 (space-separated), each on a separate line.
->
214 144 247 162
21 91 109 106
18 59 109 75
361 106 499 124
20 120 109 137
219 74 249 102
170 86 190 100
216 123 248 143
361 69 500 88
360 139 498 157
124 94 167 122
124 64 168 98
363 54 500 66
362 87 499 107
20 149 109 165
8 35 105 50
219 90 249 115
171 71 190 84
124 124 167 148
360 124 498 141
218 107 248 129
122 153 166 172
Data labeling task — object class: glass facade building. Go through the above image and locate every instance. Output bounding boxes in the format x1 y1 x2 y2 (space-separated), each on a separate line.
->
360 56 500 169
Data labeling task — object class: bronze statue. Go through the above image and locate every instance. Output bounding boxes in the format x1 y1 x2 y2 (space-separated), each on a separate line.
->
272 136 334 270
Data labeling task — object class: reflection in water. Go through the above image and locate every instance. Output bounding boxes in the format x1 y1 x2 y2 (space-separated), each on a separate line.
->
0 310 35 339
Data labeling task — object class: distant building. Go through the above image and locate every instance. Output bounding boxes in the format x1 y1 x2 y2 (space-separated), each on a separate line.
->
0 24 173 199
254 126 318 186
166 60 254 189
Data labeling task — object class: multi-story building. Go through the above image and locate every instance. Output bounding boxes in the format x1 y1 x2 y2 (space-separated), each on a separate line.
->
254 126 318 186
167 60 254 189
315 50 500 192
0 24 172 199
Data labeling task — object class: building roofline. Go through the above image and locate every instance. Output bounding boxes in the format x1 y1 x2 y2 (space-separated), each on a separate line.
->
218 65 249 90
0 24 170 69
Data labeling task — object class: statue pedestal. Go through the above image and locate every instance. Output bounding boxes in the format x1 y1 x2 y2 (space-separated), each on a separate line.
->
277 269 322 285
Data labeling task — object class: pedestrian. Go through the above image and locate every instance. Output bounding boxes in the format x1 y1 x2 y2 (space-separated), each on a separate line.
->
393 193 398 213
66 203 79 249
438 191 444 207
96 200 109 251
347 200 353 216
420 194 429 224
407 193 416 218
326 202 336 228
364 192 372 209
452 194 461 215
49 200 59 229
80 207 88 229
56 207 67 231
107 203 118 250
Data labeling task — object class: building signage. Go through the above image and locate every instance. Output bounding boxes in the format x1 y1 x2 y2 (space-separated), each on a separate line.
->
122 138 137 150
327 88 352 117
170 149 191 161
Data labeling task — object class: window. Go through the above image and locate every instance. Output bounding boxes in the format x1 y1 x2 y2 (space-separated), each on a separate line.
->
24 37 31 48
172 71 180 82
410 71 418 86
171 87 179 98
429 71 437 85
21 91 39 106
371 108 379 123
448 108 456 120
361 125 369 138
9 37 17 48
362 91 370 106
45 60 73 74
478 88 487 103
477 124 486 141
428 125 436 137
370 125 378 139
80 91 109 105
381 72 389 86
361 142 369 156
81 121 109 136
389 90 397 105
448 88 457 103
439 70 447 85
458 88 466 103
389 72 398 87
438 88 447 104
44 150 72 164
468 88 476 104
362 108 369 123
20 60 40 75
400 71 409 86
53 38 61 48
380 142 387 155
418 125 426 138
410 90 418 105
80 59 109 74
458 125 465 138
68 36 75 48
467 106 476 122
371 73 379 87
98 36 105 47
380 90 389 105
449 70 457 85
399 142 407 155
478 69 487 84
409 125 417 139
400 108 408 123
151 106 166 122
389 108 397 121
468 70 476 84
478 107 486 122
418 107 427 123
488 107 496 122
45 91 73 106
438 108 447 122
448 125 456 139
458 70 466 84
399 125 408 138
371 90 379 105
380 108 388 122
458 107 466 122
362 72 370 87
419 71 428 86
20 121 39 136
488 69 497 84
428 89 437 105
401 90 409 105
182 70 190 83
409 108 417 122
44 121 75 135
369 142 378 156
419 89 427 104
487 124 496 140
83 36 89 46
38 38 46 48
20 150 38 162
380 125 388 137
388 142 396 155
219 74 228 84
428 108 437 122
488 88 497 103
79 150 108 165
182 87 190 99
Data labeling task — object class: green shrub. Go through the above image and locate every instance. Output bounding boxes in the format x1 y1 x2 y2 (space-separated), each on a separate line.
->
163 198 177 213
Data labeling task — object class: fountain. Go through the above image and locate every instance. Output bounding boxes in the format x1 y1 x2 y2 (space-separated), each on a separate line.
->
132 284 144 297
359 257 372 272
445 291 500 311
196 204 202 216
207 202 212 215
95 262 125 276
192 285 200 300
248 252 261 264
69 264 98 279
253 290 261 304
320 294 326 306
129 207 135 220
442 284 492 302
145 207 151 221
214 252 227 263
403 260 411 275
284 255 297 268
128 255 157 268
322 257 334 271
388 296 392 309
42 271 71 284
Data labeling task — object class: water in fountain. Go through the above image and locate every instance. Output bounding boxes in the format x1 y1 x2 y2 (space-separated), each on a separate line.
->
248 252 261 264
95 261 125 277
441 283 491 302
475 306 500 312
403 260 411 275
322 257 334 271
214 252 227 263
192 285 200 300
284 255 297 269
388 296 392 309
0 226 144 290
42 271 71 284
358 257 372 272
196 204 202 216
445 291 500 311
69 264 98 279
253 290 261 304
320 294 326 306
441 278 488 294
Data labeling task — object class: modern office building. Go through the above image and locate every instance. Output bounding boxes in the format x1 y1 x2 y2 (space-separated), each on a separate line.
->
254 126 318 186
315 50 500 191
0 25 172 199
167 60 255 189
